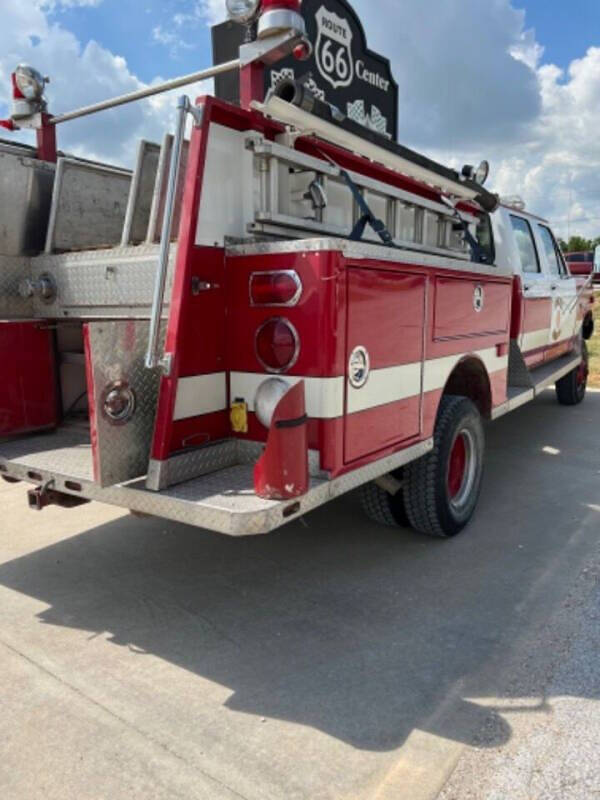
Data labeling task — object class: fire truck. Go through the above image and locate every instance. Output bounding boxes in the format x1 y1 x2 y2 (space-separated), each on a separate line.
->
0 0 594 539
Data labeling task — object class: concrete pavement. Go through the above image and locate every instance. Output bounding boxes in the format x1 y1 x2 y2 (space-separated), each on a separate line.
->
439 553 600 800
0 390 599 800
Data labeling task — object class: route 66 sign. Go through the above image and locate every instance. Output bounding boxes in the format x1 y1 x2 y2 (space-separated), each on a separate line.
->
212 0 399 141
315 6 354 89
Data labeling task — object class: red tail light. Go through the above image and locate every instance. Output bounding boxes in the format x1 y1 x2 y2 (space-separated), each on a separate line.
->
250 271 302 306
256 318 300 373
11 73 24 100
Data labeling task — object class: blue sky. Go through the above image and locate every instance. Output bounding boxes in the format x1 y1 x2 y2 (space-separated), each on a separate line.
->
46 0 600 83
1 0 600 236
517 0 599 70
45 0 217 80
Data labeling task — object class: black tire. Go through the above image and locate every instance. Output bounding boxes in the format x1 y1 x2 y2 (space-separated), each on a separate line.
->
403 396 485 538
359 469 409 528
556 342 588 406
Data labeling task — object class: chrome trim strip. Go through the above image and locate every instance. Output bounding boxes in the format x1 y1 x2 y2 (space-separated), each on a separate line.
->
228 237 513 278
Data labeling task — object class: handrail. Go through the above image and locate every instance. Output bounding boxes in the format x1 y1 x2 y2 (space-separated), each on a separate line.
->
565 271 594 317
50 60 239 126
145 95 191 372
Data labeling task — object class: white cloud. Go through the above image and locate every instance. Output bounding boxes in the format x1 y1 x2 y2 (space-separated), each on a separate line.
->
348 0 600 238
43 0 104 7
195 0 226 27
0 0 211 166
438 46 600 240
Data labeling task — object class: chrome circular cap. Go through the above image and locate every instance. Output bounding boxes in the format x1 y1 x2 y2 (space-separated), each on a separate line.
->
102 381 136 425
349 346 370 389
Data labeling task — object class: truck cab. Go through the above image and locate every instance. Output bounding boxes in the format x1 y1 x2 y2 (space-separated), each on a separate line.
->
493 204 592 370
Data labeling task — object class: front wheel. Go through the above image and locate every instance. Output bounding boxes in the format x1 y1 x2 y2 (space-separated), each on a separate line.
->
403 396 485 538
556 342 588 406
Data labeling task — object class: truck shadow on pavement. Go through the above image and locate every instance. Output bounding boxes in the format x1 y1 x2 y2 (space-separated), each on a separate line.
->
1 392 599 754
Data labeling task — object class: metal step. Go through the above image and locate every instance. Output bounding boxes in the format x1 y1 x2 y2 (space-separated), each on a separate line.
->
494 350 581 420
528 351 581 394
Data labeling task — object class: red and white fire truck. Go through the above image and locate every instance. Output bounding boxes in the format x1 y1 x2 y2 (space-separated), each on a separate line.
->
0 0 594 539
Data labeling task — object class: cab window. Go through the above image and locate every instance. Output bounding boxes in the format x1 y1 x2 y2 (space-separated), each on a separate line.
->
510 215 540 274
538 225 566 276
476 214 495 264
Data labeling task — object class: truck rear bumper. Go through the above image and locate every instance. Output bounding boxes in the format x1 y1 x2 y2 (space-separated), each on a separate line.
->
0 430 433 536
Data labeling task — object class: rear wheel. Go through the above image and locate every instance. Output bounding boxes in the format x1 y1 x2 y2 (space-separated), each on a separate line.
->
403 396 485 538
556 342 588 406
359 469 409 528
359 396 485 538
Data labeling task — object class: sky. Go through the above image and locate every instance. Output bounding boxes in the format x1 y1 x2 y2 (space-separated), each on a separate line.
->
1 0 599 239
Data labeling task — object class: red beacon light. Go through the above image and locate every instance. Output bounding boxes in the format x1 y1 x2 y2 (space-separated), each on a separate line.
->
11 65 49 119
258 0 304 39
1 66 49 135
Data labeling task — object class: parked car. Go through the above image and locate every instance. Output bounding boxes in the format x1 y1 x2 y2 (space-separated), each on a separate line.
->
565 247 600 283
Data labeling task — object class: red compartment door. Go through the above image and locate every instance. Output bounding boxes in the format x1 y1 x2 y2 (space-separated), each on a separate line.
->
0 321 58 436
344 268 426 464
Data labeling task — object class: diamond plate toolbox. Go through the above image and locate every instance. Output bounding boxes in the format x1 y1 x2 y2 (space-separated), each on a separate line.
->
86 320 162 487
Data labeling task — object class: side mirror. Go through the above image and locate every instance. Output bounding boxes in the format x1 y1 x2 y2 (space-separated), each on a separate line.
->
595 245 600 273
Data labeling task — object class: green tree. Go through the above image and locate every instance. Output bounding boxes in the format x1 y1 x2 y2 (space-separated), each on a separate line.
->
565 235 593 253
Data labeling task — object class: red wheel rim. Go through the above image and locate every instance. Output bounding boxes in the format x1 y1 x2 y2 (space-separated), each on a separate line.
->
447 433 467 500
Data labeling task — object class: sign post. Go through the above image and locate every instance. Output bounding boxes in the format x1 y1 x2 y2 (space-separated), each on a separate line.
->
212 0 398 142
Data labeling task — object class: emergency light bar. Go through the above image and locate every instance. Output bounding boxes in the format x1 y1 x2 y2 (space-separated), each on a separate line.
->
256 90 499 212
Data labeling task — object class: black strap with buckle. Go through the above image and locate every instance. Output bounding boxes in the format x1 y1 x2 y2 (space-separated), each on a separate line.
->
339 169 394 247
275 414 308 430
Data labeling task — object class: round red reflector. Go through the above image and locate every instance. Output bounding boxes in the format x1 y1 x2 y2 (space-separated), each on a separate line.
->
250 272 301 306
255 318 299 373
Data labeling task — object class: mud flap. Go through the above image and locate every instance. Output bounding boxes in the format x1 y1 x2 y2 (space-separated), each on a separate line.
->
254 382 309 501
84 321 161 487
